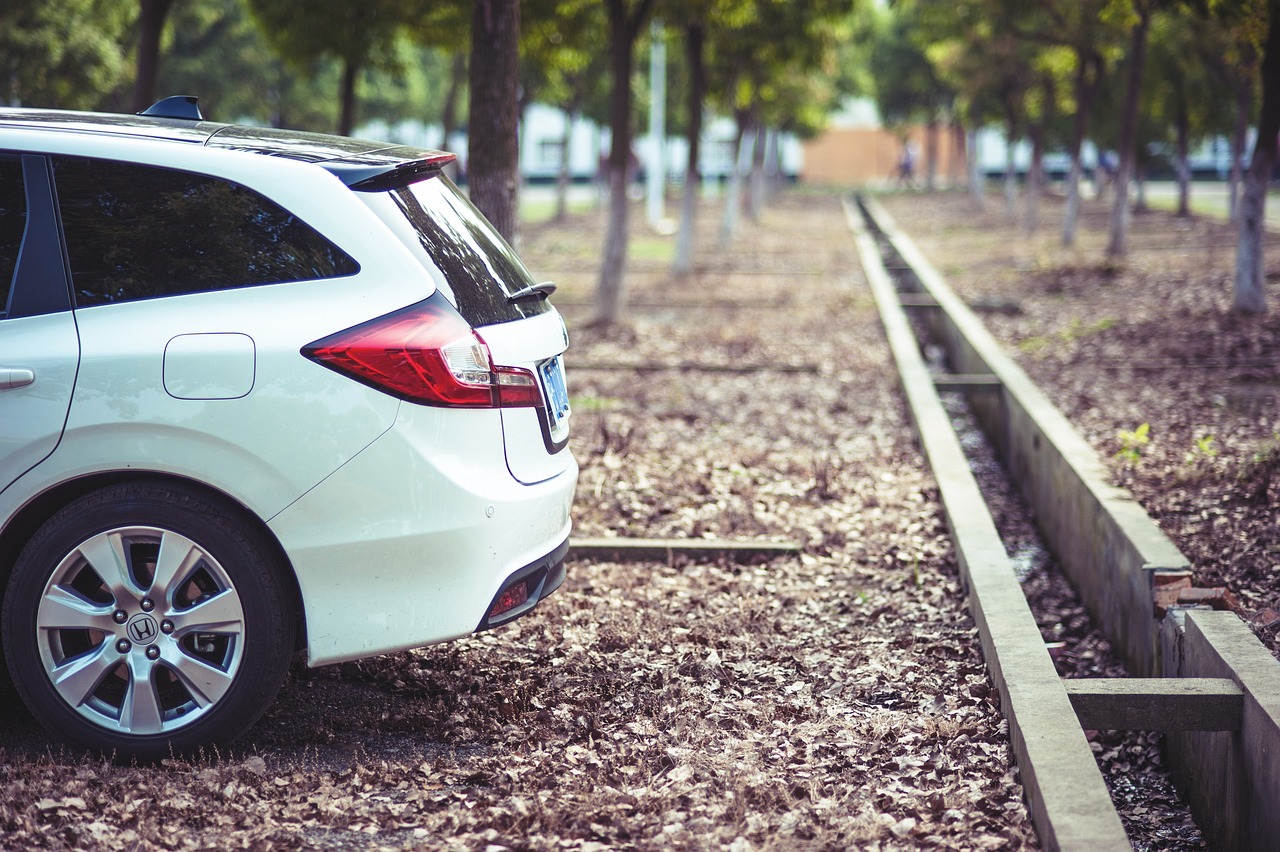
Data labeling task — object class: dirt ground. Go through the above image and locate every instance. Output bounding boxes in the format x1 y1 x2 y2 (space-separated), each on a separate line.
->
0 193 1041 850
879 190 1280 660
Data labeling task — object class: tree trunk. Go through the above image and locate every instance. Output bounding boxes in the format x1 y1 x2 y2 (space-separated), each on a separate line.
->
748 116 766 221
1003 126 1018 221
719 114 750 247
1106 1 1151 259
555 107 576 222
674 23 705 278
968 128 985 206
468 0 521 244
595 0 655 326
950 123 965 187
132 0 175 113
1062 57 1098 248
338 58 358 136
765 128 781 195
925 119 938 191
1026 126 1044 233
1175 106 1191 217
1234 0 1280 315
440 51 466 149
1229 78 1252 223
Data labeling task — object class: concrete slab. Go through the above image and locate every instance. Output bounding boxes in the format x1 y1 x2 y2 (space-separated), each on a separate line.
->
1064 678 1243 731
568 537 800 563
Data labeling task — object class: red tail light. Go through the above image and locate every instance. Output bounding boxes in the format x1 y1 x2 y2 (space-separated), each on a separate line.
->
302 293 542 409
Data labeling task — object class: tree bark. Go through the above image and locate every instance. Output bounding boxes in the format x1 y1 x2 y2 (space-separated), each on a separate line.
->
925 119 938 191
673 23 705 278
1229 78 1252 223
719 113 750 247
1026 125 1044 233
440 51 466 149
967 128 985 207
555 108 576 222
1062 55 1099 248
338 58 358 136
1234 0 1280 315
1175 105 1191 217
947 123 961 187
1106 1 1151 259
748 117 766 221
132 0 176 113
595 0 655 326
468 0 521 244
1003 126 1018 221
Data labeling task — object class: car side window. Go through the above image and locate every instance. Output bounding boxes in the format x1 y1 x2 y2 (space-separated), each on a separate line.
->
52 156 359 307
0 156 26 318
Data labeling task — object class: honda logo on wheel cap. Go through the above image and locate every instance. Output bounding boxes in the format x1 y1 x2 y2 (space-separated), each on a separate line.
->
127 614 159 644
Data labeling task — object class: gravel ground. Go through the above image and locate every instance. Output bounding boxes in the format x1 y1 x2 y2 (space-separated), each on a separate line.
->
0 193 1039 850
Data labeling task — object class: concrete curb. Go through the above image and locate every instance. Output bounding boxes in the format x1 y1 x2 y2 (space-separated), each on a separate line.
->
846 199 1130 851
858 195 1280 852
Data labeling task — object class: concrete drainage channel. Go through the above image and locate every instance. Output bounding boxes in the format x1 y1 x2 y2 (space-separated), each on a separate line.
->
847 196 1280 851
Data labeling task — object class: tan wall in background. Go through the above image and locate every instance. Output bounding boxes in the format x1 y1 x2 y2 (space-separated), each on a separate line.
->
802 125 966 186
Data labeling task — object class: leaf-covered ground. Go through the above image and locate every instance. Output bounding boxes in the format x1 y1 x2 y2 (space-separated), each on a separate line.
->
0 192 1040 850
879 190 1280 660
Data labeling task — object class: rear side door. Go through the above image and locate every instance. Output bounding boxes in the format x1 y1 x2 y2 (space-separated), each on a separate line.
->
0 154 79 494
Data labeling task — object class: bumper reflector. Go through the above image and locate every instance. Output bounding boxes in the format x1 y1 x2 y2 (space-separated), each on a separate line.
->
488 581 530 618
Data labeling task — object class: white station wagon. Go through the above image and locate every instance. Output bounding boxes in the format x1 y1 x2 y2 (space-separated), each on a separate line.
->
0 97 577 759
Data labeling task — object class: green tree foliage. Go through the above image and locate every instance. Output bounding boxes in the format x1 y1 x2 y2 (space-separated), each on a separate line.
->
866 5 952 132
0 0 132 109
706 0 856 238
521 0 610 220
246 0 413 134
159 0 321 127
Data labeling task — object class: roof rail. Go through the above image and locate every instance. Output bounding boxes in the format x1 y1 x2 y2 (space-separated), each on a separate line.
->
138 96 203 121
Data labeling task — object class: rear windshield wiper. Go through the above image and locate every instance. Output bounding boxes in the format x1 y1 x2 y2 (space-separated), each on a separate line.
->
507 282 557 303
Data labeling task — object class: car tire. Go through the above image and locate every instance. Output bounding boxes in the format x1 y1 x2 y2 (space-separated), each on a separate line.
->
1 481 294 761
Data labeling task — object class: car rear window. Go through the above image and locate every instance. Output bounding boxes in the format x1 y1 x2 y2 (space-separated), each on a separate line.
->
358 174 549 326
52 156 358 307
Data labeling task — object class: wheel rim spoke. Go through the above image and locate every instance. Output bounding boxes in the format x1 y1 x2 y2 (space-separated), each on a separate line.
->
165 648 236 707
119 656 164 735
74 531 138 602
171 588 245 634
150 531 204 606
50 644 118 708
38 585 116 632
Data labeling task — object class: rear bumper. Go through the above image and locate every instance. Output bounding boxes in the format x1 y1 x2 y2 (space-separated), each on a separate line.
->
268 403 577 667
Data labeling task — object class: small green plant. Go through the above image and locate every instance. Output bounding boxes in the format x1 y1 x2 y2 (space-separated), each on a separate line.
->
571 395 621 412
1185 433 1217 464
1240 433 1280 504
1018 335 1051 356
1116 422 1151 462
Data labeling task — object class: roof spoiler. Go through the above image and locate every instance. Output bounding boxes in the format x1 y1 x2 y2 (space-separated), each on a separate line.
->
333 154 458 191
138 96 204 121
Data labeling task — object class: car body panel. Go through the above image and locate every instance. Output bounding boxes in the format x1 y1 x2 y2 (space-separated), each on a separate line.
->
0 312 78 494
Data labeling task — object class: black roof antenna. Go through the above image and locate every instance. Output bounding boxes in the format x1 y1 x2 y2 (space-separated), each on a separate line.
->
138 96 204 121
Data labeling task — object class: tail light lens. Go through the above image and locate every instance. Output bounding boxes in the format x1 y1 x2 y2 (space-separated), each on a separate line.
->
302 292 542 409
